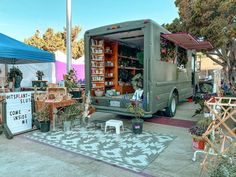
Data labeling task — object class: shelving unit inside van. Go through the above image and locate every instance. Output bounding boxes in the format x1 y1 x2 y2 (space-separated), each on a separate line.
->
90 38 144 96
117 44 143 94
104 41 118 91
90 39 105 96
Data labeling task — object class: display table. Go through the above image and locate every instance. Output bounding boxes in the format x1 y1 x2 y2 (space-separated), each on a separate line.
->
35 99 76 131
32 80 47 87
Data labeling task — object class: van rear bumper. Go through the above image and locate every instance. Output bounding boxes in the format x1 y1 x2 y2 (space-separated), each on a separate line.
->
93 105 153 118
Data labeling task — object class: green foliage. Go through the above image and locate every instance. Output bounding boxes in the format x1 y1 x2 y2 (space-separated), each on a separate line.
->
24 26 84 59
177 47 188 67
136 52 144 65
196 117 212 129
33 106 50 123
7 67 23 82
127 102 145 119
60 103 82 121
166 0 236 94
64 68 80 92
189 117 212 137
163 18 184 33
36 70 44 80
192 96 205 117
131 73 143 90
208 143 236 177
160 37 176 63
192 93 213 117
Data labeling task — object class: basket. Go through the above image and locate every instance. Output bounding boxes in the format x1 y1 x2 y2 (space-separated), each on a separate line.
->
95 90 104 97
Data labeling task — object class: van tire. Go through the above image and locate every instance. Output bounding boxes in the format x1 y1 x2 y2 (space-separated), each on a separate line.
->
165 93 177 117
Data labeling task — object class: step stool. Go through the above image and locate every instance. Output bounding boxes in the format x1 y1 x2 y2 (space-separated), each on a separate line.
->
105 119 124 134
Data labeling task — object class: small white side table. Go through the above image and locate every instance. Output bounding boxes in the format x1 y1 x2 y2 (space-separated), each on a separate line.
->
105 119 124 134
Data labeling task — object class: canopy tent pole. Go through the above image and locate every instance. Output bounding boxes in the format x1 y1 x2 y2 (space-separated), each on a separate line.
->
66 0 72 72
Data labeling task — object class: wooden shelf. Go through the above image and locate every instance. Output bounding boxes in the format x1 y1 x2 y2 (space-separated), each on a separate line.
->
92 86 104 89
118 66 142 70
91 74 104 76
91 59 104 62
90 39 119 95
117 85 134 94
118 55 138 61
105 85 115 87
91 53 104 56
91 81 104 83
91 45 103 48
47 87 67 96
91 66 104 68
104 52 113 55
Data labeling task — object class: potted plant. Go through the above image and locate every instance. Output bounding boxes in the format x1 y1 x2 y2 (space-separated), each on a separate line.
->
7 67 23 91
208 144 236 177
60 103 81 131
189 117 212 150
33 106 50 132
64 68 82 98
127 101 145 134
131 73 143 90
36 70 44 80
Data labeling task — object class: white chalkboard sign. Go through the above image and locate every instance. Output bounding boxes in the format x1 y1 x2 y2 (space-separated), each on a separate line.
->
5 92 32 134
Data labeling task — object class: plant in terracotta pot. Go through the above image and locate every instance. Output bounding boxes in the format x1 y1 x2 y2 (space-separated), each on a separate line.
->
127 101 145 134
189 117 212 150
33 106 50 132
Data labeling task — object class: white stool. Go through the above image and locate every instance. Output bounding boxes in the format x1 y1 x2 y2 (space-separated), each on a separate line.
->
105 119 124 134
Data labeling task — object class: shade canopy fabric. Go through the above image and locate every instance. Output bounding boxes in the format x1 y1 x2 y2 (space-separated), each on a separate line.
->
0 33 55 64
161 32 213 51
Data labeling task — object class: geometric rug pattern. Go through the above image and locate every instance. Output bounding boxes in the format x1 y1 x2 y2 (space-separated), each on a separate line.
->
25 127 176 172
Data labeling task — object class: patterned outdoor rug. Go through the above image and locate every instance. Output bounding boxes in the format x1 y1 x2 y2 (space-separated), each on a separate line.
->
25 127 176 172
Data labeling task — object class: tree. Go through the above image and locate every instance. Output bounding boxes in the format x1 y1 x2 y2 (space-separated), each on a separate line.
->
163 18 184 33
24 26 84 59
164 0 236 94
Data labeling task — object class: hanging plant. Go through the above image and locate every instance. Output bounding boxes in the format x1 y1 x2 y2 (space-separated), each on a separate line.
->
160 37 176 63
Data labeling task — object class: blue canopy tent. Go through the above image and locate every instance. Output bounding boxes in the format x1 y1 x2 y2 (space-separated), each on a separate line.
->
0 33 55 139
0 33 55 64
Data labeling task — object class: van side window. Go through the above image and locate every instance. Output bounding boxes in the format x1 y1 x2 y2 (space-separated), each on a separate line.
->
177 46 188 68
160 36 176 63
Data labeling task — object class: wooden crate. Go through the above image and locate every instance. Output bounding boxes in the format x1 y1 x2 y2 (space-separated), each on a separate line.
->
47 87 67 96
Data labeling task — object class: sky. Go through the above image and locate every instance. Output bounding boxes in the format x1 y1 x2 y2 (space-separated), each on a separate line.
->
0 0 179 41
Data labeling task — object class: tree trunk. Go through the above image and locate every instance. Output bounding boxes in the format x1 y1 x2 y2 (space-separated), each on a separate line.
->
206 40 236 95
228 59 236 95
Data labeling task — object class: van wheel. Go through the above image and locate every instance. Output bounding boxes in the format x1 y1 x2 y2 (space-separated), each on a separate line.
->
165 93 177 117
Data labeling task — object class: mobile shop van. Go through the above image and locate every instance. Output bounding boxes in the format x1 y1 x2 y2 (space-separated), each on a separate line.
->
84 19 212 117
